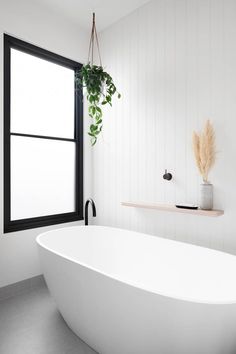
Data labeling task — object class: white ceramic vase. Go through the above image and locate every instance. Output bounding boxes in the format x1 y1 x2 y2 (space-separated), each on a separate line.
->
200 183 213 210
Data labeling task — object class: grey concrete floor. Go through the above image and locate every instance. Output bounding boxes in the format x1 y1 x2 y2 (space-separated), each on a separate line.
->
0 283 97 354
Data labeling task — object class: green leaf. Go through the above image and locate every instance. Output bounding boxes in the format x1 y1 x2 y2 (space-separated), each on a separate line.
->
92 106 96 115
91 136 97 146
90 124 97 131
89 95 94 104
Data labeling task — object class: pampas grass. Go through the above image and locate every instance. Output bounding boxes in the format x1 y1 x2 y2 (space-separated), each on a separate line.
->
192 120 216 183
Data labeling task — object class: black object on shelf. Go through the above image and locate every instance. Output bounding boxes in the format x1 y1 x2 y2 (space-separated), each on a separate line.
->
175 204 198 210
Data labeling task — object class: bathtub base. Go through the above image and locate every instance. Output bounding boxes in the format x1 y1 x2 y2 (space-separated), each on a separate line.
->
40 247 236 354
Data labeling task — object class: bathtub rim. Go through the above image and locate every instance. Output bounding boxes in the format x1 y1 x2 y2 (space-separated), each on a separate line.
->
36 225 236 306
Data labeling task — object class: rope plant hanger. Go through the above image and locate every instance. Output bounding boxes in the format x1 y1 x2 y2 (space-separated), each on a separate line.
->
76 13 121 145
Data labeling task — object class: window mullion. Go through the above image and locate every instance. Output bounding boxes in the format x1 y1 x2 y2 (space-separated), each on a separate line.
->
10 132 77 143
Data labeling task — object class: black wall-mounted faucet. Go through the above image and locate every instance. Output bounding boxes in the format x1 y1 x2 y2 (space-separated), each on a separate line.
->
85 198 96 225
163 169 172 181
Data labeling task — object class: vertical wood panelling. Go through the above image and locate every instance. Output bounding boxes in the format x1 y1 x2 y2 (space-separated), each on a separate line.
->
93 0 236 254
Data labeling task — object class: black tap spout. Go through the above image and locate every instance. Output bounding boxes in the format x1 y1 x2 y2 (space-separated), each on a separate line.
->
85 199 96 225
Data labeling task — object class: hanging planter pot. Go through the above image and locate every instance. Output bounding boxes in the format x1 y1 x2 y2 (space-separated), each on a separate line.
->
75 13 121 145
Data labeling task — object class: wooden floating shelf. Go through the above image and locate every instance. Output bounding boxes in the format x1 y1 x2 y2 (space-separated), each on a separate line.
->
121 201 224 217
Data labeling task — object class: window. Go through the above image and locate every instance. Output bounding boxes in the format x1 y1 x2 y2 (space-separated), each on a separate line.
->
4 34 83 233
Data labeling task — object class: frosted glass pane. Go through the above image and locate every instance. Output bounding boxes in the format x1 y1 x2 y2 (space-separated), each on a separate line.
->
11 49 74 138
11 136 76 220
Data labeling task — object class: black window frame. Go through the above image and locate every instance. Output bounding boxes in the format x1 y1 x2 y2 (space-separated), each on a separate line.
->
4 34 83 233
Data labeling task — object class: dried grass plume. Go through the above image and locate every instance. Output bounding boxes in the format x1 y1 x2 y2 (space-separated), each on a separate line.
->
192 120 216 183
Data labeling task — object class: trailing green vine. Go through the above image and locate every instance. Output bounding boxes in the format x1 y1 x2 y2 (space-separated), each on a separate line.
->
75 63 121 145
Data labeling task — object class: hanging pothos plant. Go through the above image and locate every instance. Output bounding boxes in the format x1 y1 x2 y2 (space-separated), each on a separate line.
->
75 13 121 145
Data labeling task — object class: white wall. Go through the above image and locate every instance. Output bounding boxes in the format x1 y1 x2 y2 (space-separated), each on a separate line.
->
1 0 236 288
94 0 236 255
0 0 92 287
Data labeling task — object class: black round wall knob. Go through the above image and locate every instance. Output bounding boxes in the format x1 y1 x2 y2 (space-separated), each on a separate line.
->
163 169 172 181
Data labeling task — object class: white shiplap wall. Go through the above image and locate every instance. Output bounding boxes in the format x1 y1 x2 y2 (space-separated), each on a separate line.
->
93 0 236 255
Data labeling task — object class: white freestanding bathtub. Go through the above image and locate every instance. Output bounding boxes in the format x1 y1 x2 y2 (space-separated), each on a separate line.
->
37 226 236 354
